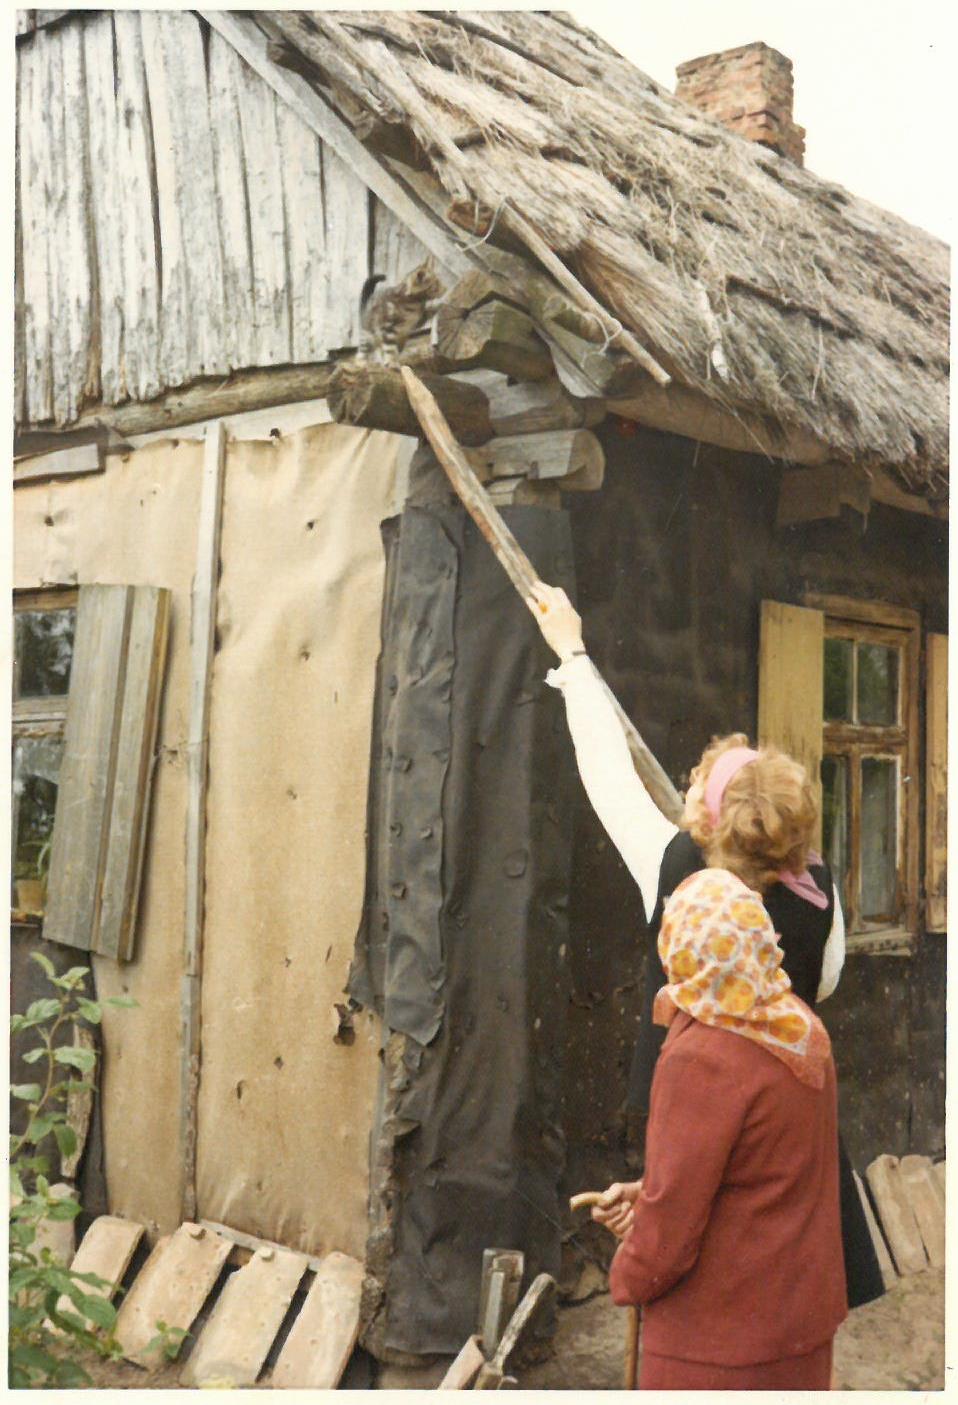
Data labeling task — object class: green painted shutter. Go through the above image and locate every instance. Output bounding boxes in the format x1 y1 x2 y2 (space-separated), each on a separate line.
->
43 584 171 960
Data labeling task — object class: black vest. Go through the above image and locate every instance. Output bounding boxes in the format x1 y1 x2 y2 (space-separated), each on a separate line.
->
628 829 835 1116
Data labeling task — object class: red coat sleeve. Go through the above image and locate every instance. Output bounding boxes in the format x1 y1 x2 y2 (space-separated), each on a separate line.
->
609 1033 746 1307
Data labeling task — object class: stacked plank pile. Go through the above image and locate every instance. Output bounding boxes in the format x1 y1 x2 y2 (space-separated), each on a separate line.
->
49 1216 363 1388
860 1154 945 1288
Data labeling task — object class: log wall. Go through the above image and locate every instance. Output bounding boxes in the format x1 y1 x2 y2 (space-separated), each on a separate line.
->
561 420 948 1203
15 10 430 429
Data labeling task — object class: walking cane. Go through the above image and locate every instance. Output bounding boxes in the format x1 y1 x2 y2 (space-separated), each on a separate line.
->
570 1191 640 1390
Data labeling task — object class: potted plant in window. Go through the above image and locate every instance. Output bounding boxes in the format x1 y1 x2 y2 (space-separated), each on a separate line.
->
14 839 51 916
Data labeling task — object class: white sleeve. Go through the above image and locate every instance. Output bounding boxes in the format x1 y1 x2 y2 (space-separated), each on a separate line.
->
546 654 678 920
816 884 846 1002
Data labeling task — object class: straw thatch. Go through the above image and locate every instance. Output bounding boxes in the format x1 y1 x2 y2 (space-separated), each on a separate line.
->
272 10 948 501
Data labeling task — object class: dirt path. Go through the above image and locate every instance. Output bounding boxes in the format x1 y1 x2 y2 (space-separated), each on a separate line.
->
519 1268 945 1391
71 1265 945 1390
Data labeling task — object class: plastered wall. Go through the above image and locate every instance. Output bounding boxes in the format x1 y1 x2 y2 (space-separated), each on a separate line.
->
14 421 409 1252
14 440 203 1234
197 424 405 1258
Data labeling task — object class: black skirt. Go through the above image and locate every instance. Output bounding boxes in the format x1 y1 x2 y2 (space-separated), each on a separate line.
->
627 831 885 1310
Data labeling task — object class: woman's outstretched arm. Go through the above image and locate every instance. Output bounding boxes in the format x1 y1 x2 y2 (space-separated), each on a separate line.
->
529 581 678 921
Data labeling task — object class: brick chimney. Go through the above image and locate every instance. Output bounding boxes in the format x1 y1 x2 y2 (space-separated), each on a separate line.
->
675 42 805 166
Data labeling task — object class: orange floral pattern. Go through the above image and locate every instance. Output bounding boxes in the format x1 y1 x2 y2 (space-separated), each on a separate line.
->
654 868 831 1088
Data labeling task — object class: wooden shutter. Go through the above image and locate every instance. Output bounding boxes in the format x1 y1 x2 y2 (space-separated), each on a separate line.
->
925 633 947 932
757 601 825 847
43 584 171 960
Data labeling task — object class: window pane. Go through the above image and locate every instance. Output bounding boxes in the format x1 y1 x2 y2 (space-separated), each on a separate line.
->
821 754 849 903
14 608 76 699
860 757 898 920
857 643 898 725
11 736 64 910
823 638 854 721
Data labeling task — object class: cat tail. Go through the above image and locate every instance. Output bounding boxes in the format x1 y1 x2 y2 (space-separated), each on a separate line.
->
360 273 386 310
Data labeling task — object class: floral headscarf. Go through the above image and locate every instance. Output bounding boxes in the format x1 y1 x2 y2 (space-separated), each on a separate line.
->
653 868 831 1088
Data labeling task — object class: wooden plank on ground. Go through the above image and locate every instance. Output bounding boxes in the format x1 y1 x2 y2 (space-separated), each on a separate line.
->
60 1215 145 1316
853 1169 897 1291
113 1223 231 1370
439 1335 486 1390
180 1245 309 1387
270 1250 363 1389
865 1154 928 1276
199 1219 324 1274
898 1155 945 1269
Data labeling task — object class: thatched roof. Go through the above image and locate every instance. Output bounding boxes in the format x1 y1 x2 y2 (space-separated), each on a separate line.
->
270 10 949 501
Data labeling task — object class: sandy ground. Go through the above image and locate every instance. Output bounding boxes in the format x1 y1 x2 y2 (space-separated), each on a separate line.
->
519 1267 946 1392
71 1265 944 1390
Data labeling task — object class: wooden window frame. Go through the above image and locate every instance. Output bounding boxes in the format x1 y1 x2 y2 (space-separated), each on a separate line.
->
806 593 920 954
12 587 78 922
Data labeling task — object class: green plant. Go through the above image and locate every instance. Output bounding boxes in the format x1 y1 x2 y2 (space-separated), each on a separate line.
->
9 954 137 1388
13 839 52 885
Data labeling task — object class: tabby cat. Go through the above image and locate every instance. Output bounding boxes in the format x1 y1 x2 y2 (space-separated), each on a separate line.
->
357 259 445 364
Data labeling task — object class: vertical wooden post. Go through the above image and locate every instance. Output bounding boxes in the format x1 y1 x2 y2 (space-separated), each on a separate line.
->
925 633 948 932
181 419 227 1221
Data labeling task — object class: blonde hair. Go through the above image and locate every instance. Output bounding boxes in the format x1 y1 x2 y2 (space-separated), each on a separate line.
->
682 733 818 893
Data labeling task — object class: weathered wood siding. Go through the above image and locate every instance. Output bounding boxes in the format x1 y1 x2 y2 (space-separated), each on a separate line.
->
15 11 430 429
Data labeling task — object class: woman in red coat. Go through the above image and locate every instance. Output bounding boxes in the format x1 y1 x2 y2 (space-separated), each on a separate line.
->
606 866 847 1388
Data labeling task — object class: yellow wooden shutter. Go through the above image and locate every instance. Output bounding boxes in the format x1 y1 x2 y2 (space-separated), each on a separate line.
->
925 633 947 932
43 584 171 960
757 601 825 847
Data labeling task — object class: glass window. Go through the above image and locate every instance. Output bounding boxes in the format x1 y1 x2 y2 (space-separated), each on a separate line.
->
14 607 76 699
11 736 64 910
821 609 915 938
823 637 854 721
820 754 849 901
12 593 76 916
857 643 898 726
860 757 898 920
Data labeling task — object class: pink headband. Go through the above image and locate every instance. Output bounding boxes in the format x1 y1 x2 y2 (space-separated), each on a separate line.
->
705 746 760 824
703 746 829 910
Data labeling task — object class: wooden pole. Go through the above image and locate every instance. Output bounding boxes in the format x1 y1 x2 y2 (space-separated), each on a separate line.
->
180 419 227 1222
570 1190 640 1390
400 367 684 823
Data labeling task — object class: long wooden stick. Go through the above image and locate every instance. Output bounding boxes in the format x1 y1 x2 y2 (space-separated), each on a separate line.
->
400 367 684 824
570 1191 640 1389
